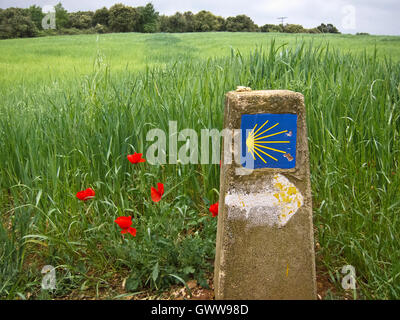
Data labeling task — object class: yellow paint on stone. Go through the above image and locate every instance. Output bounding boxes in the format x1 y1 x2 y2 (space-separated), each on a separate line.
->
275 183 284 190
272 174 304 226
287 186 297 195
225 174 303 227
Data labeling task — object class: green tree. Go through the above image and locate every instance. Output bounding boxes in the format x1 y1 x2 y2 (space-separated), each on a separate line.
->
158 15 169 32
54 2 70 29
260 23 283 32
326 23 340 33
93 7 109 27
108 3 139 32
94 23 108 33
170 12 187 32
216 16 226 31
225 15 257 32
317 23 340 34
283 24 306 33
306 27 320 34
260 24 273 32
69 11 93 29
183 11 195 32
27 5 44 30
193 10 222 32
137 3 159 33
0 7 38 39
160 12 186 33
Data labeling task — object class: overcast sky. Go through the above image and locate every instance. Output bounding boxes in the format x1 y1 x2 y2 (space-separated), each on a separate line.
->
0 0 399 35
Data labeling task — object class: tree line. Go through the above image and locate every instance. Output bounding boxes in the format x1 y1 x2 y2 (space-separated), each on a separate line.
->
0 2 340 39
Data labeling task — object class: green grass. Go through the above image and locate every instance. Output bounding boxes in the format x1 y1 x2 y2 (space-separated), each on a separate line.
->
1 32 400 87
0 32 400 299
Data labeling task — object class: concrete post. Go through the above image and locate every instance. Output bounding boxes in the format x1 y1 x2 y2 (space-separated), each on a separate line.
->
214 89 316 300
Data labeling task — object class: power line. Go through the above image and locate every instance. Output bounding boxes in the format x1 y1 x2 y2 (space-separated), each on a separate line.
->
277 17 288 25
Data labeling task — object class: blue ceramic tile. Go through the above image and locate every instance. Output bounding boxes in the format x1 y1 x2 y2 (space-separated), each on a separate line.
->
241 113 297 169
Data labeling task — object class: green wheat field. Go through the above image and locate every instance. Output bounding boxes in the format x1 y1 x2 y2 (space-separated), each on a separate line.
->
0 32 399 299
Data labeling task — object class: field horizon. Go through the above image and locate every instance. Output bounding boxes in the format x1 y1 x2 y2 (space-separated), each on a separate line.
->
1 32 400 88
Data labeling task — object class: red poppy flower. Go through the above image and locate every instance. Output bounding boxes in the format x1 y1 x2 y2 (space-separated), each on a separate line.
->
114 216 137 236
151 183 164 202
209 202 219 217
76 188 95 201
127 152 146 164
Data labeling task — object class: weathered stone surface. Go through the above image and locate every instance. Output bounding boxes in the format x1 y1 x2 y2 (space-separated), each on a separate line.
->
214 90 316 300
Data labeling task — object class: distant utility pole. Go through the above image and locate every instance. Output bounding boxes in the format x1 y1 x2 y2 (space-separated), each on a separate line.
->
277 17 288 25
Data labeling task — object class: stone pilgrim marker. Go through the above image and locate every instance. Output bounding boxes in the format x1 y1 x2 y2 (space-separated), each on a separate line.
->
214 89 316 300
